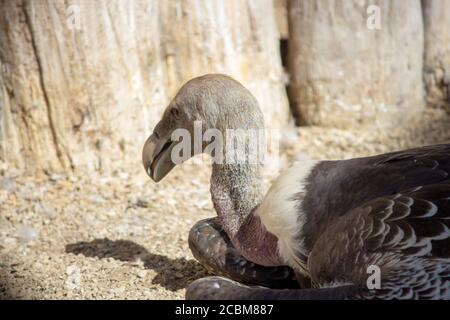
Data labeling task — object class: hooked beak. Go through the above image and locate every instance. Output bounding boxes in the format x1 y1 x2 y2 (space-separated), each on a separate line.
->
142 133 176 182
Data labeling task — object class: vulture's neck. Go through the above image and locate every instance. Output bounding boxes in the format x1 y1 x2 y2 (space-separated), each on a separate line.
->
211 163 281 266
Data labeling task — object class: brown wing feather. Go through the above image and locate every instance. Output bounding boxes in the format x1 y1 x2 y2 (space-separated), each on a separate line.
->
301 144 450 251
308 183 450 299
302 145 450 299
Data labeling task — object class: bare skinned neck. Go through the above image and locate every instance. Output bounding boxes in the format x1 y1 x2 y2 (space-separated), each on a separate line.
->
210 163 281 266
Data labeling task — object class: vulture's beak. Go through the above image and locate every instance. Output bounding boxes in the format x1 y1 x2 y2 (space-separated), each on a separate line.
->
142 133 176 182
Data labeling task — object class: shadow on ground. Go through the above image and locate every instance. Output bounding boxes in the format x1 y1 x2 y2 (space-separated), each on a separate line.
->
65 238 210 291
0 254 44 299
0 266 14 299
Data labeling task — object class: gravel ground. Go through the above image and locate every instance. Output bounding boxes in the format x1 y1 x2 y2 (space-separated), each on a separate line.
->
1 108 449 300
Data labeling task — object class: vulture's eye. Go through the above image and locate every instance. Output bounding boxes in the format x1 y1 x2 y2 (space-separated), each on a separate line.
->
170 108 180 119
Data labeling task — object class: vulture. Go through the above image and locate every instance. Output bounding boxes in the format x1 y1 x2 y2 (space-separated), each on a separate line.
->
142 74 450 299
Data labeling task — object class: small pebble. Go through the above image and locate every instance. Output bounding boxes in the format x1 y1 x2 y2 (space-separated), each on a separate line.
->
17 225 39 243
136 270 147 278
0 178 15 191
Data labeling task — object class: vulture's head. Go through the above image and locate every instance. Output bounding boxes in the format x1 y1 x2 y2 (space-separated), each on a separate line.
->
142 74 264 182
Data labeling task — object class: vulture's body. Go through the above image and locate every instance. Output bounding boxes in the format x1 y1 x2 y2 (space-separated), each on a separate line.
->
143 74 450 299
259 145 450 299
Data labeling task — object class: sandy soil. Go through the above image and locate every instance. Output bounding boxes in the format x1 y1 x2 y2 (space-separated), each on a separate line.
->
1 109 449 300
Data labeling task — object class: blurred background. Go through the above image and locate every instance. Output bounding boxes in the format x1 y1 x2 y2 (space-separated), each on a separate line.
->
0 0 449 299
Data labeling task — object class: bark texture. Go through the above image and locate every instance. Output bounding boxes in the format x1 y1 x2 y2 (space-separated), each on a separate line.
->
422 0 450 110
0 0 289 173
274 0 288 39
287 0 425 128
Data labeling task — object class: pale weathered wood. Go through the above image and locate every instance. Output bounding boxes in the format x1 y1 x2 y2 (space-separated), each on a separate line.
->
287 0 425 128
0 0 289 173
274 0 288 39
422 0 450 110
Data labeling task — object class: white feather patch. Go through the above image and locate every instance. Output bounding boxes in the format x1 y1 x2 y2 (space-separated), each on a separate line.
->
256 160 319 275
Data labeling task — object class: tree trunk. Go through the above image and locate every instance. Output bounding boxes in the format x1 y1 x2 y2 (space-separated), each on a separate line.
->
0 0 289 174
274 0 288 39
422 0 450 111
287 0 425 128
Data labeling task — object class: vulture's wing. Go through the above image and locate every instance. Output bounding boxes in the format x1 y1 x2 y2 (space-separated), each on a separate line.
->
308 183 450 299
